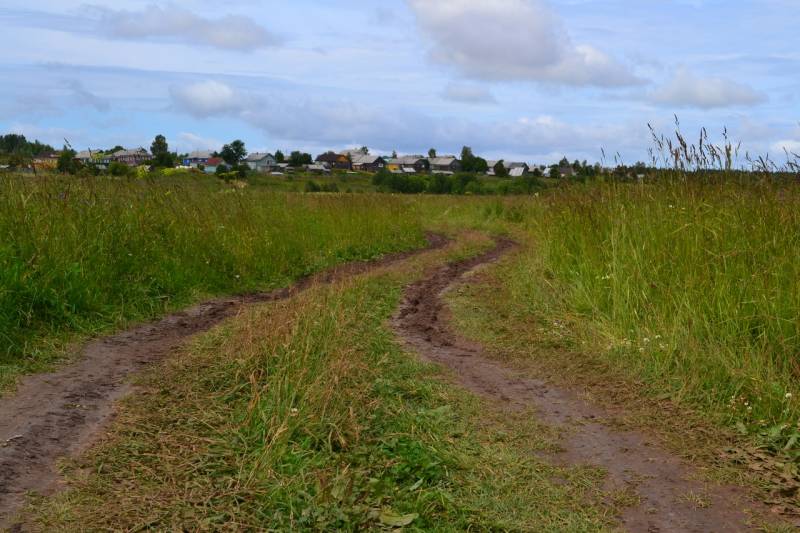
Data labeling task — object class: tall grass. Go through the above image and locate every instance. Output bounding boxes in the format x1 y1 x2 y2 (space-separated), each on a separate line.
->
0 175 424 381
507 179 800 450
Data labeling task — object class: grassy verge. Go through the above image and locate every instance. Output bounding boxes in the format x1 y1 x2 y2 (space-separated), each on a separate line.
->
510 181 800 451
442 182 800 503
0 176 425 390
30 237 612 531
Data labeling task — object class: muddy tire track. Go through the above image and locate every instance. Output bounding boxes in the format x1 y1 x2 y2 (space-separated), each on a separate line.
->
0 233 448 529
393 237 772 533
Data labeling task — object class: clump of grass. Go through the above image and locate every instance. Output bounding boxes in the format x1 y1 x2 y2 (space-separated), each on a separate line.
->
0 175 424 388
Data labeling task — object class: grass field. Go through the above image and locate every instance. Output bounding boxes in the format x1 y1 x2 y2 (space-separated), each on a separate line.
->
508 181 800 454
6 170 800 526
0 174 425 389
32 235 612 531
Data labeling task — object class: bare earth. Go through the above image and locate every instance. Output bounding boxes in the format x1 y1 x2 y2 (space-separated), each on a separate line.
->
0 234 447 529
392 238 774 533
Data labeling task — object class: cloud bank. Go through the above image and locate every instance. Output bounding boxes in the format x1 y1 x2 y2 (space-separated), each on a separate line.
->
648 68 765 109
406 0 642 87
95 4 279 51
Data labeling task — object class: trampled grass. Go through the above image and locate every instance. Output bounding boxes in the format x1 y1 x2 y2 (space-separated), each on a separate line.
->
31 239 611 531
0 175 425 389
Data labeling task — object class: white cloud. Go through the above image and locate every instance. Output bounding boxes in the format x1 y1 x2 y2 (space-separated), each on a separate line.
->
406 0 642 87
170 81 243 117
648 68 765 109
442 82 497 104
771 139 800 154
95 4 280 51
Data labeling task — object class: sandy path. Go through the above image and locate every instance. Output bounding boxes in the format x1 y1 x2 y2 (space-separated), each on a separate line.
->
392 238 771 533
0 233 448 529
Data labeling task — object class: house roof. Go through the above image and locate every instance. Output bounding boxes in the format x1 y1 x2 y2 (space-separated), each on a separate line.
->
316 151 347 161
509 167 527 177
114 148 149 157
187 150 214 159
246 152 274 162
398 156 425 165
351 154 384 165
428 157 458 166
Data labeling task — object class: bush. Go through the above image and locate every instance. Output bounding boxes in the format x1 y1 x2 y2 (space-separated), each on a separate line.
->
108 162 133 177
373 169 425 194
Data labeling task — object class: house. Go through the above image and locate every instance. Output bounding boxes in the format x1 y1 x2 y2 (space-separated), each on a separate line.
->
507 162 530 177
428 156 461 173
183 150 214 168
33 151 60 170
386 156 425 172
306 164 331 174
350 154 386 172
76 150 97 164
110 148 150 166
385 158 402 172
204 157 224 174
315 151 351 170
245 153 277 173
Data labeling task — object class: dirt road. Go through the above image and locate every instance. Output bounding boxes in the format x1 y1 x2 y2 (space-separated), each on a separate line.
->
393 237 771 533
0 234 447 529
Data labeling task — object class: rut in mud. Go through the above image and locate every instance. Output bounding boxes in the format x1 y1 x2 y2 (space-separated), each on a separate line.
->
0 233 448 528
393 238 771 533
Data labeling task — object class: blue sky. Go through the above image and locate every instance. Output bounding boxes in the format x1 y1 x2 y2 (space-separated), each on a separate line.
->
1 0 798 164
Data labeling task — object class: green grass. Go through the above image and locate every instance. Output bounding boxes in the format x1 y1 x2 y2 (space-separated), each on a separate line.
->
31 244 611 531
0 174 425 389
483 180 800 455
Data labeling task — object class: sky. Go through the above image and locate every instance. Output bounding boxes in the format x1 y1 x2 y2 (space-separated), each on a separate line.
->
1 0 799 165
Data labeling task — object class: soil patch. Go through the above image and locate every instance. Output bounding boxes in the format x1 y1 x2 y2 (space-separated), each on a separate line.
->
0 233 448 529
393 238 776 532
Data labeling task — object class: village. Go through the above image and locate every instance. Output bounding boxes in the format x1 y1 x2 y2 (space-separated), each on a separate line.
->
12 142 586 179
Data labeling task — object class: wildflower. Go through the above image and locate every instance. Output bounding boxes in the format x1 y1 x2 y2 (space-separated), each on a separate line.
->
643 337 651 344
289 408 299 417
786 393 793 399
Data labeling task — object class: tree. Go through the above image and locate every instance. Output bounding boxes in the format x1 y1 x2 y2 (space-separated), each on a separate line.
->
359 146 369 155
428 148 437 158
288 151 312 167
220 140 247 165
0 134 54 156
150 134 175 168
494 160 508 177
391 150 398 159
151 135 168 157
57 146 78 174
108 145 125 154
275 150 285 163
459 146 488 173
